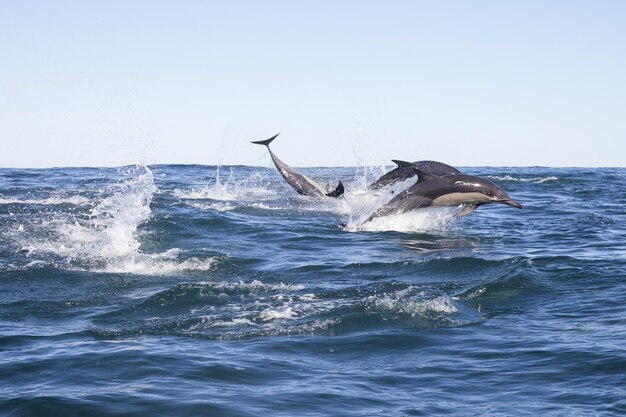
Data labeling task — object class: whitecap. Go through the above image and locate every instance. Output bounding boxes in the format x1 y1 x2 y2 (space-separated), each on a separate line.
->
184 201 236 211
0 196 91 206
370 291 458 316
260 307 298 321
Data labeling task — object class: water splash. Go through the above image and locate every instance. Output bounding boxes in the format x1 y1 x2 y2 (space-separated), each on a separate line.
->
16 166 215 275
173 167 277 203
346 207 459 233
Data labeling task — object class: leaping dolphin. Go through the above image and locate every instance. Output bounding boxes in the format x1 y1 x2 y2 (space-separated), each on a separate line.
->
364 168 522 223
252 133 344 198
367 160 463 190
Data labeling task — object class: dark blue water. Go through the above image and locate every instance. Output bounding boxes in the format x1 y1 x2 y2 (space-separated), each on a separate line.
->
1 165 625 416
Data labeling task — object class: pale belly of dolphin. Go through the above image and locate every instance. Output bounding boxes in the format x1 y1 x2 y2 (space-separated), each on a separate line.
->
432 192 493 206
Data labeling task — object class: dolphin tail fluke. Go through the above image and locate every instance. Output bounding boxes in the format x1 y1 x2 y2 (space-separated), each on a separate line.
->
326 181 344 198
251 133 280 147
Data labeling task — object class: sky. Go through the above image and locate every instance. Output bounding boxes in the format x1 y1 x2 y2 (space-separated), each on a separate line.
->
1 0 625 168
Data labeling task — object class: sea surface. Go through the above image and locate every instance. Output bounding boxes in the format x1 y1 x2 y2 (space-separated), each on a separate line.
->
1 164 625 416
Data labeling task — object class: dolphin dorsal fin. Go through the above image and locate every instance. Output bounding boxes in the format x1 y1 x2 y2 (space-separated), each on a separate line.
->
413 167 438 183
251 133 280 147
391 160 413 168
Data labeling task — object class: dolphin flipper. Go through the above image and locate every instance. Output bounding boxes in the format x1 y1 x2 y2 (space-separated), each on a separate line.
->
456 204 479 217
326 181 344 198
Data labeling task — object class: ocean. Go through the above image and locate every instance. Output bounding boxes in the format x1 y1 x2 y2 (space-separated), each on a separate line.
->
1 164 624 416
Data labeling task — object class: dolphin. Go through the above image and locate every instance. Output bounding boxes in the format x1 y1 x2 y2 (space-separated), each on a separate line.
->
252 133 344 198
367 160 463 190
364 168 522 223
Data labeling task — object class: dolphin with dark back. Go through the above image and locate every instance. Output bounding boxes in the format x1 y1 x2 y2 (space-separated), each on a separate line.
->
364 168 523 223
367 160 463 189
252 133 344 198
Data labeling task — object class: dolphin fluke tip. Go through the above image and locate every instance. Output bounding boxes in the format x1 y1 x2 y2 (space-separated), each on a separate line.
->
251 133 280 146
326 181 345 198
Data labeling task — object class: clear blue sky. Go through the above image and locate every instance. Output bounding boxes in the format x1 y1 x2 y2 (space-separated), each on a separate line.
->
1 1 624 168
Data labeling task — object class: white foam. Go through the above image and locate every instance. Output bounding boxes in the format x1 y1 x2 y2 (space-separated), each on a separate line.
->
184 201 236 211
260 307 298 321
94 252 216 275
0 196 91 205
346 207 458 233
371 291 458 316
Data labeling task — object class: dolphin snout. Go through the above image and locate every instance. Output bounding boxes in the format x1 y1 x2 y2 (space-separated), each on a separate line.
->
502 200 523 209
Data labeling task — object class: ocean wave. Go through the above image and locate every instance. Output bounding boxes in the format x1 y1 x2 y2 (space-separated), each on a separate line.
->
92 279 470 339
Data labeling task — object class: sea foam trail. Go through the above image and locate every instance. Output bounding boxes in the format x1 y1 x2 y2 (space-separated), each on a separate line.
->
0 196 91 206
18 166 214 275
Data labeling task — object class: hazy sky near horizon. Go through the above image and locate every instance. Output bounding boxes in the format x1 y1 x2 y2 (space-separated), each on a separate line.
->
1 1 625 168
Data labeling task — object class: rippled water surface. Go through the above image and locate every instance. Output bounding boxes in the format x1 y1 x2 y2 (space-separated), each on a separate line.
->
1 165 625 416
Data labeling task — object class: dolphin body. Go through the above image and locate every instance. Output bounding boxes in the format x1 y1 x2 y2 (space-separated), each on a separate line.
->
364 169 522 223
252 134 344 198
367 160 463 190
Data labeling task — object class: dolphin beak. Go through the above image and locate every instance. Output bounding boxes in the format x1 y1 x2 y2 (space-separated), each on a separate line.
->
502 200 523 209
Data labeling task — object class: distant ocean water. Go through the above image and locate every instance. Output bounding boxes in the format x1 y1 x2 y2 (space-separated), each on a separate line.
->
1 164 625 416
